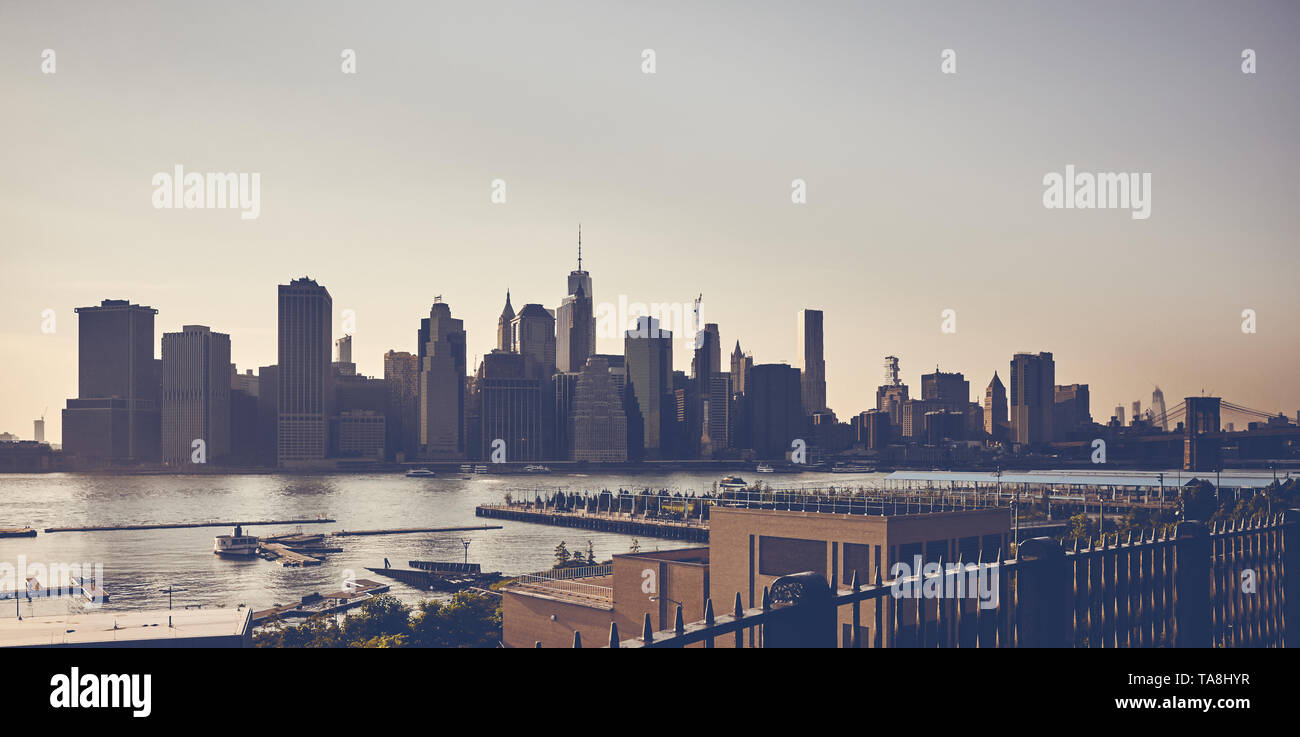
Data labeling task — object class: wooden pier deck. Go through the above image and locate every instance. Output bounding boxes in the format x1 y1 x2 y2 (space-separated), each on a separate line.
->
44 518 336 533
251 579 391 625
364 565 502 592
1 576 108 603
475 505 709 542
258 543 322 567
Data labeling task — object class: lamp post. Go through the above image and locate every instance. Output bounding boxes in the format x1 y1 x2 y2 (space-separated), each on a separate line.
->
160 585 186 628
461 539 471 565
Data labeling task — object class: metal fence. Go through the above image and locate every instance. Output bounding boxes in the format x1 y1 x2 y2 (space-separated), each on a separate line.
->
568 510 1298 648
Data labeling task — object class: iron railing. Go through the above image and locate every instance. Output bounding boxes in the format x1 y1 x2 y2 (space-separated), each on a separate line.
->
559 510 1298 648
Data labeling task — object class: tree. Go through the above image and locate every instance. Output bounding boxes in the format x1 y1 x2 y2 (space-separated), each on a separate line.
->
554 540 570 569
408 591 502 648
585 540 596 566
628 538 640 554
341 595 411 644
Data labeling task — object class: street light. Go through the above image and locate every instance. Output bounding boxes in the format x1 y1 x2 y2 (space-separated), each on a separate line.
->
160 585 187 628
461 539 471 565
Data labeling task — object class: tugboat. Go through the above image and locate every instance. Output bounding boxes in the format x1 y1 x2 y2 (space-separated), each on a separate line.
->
405 468 437 478
523 464 551 474
719 475 748 490
213 525 260 558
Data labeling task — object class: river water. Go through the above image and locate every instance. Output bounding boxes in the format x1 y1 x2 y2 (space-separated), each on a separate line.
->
0 470 888 618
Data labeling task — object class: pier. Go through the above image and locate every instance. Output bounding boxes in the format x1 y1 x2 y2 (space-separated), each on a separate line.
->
1 576 108 603
0 527 37 538
44 518 336 533
251 579 391 625
365 561 503 591
332 524 502 537
475 505 709 542
258 543 322 567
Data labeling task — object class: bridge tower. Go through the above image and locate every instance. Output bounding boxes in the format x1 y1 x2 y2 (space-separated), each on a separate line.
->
1183 396 1221 472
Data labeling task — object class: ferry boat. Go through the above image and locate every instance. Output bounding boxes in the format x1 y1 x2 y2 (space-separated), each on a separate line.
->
473 465 489 474
405 468 437 478
755 463 775 473
459 463 473 473
830 463 875 474
213 525 260 558
719 475 748 490
523 465 551 473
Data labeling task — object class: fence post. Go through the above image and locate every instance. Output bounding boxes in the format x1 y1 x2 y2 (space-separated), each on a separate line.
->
764 572 835 648
1284 509 1300 649
1172 520 1210 648
1015 536 1069 647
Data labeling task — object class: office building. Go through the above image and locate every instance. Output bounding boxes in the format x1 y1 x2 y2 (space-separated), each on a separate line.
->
876 356 909 429
161 325 231 465
61 299 161 462
1009 352 1055 445
418 299 467 459
512 304 556 381
384 350 420 461
746 363 802 460
797 309 827 414
624 316 672 459
570 356 627 462
277 278 331 466
1053 383 1091 438
556 231 595 373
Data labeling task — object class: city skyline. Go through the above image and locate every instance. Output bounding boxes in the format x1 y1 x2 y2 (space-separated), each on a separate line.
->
4 1 1300 442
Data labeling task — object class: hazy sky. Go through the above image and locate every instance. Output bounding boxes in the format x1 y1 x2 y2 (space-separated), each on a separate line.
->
3 1 1299 443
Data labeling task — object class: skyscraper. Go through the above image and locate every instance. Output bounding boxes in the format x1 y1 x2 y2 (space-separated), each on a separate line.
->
161 325 231 465
556 283 594 373
1009 352 1055 445
875 356 909 429
730 340 752 396
511 304 556 380
747 363 803 460
624 316 672 459
1053 383 1091 438
570 356 627 462
471 350 543 461
277 278 331 466
984 372 1008 442
384 350 420 461
62 299 161 461
921 367 969 409
797 309 826 414
556 227 595 373
496 290 515 352
1152 386 1169 431
418 298 466 459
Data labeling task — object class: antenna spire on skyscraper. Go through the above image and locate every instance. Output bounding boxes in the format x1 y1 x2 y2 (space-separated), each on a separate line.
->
578 223 582 271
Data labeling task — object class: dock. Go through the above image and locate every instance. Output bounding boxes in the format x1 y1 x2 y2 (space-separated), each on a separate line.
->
251 579 391 625
475 505 709 542
44 518 336 533
365 562 502 592
258 543 322 567
332 524 502 537
1 576 109 603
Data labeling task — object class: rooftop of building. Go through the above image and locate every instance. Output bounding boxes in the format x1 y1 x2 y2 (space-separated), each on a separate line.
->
0 607 252 648
615 547 709 565
504 566 614 609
